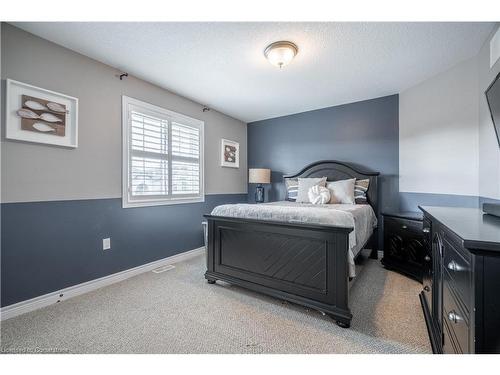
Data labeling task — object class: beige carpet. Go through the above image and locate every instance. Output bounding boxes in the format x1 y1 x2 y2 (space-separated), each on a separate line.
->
0 251 431 354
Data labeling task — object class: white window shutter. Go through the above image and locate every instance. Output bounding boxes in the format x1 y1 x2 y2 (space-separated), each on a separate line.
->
122 96 204 208
171 122 200 196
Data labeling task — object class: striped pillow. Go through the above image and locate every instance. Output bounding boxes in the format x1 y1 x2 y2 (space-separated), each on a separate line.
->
285 178 299 201
354 179 370 204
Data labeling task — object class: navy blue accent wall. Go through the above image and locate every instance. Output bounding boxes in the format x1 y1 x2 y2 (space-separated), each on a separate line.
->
479 196 500 206
399 192 480 212
400 194 500 212
247 95 399 217
0 194 246 307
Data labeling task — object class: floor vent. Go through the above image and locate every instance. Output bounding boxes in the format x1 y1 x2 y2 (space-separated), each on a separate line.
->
152 265 175 274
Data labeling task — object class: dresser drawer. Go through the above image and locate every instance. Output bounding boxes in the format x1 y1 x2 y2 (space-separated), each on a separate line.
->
443 237 472 313
443 318 461 354
443 281 470 353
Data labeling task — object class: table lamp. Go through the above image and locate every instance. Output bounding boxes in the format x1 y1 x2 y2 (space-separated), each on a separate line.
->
249 168 271 203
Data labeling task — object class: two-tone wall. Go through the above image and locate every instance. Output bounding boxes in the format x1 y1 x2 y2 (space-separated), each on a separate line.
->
247 25 500 223
479 26 500 204
399 56 481 210
399 24 500 211
3 22 500 309
0 24 248 307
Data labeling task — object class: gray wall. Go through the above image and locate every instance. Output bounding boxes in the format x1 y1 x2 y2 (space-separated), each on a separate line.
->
1 24 247 203
1 24 248 307
399 56 479 199
247 94 399 218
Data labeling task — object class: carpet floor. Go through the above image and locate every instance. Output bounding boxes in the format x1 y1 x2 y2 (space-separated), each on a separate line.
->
0 251 431 354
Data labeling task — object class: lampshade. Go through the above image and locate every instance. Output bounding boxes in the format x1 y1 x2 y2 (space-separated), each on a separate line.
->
249 168 271 184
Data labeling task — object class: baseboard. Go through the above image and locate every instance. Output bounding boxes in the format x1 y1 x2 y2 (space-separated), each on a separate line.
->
0 247 205 321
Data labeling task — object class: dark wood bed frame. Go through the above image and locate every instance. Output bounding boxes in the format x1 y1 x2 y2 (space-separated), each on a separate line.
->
204 160 379 328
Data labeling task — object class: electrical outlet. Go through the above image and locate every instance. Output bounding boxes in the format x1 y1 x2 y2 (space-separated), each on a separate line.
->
103 238 111 251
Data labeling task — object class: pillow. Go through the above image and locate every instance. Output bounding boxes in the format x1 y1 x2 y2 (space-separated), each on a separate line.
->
326 178 356 204
308 185 331 205
296 177 327 203
354 178 370 204
285 178 299 201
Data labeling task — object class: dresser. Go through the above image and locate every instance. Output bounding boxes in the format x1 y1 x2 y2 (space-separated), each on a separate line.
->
419 206 500 354
382 212 424 282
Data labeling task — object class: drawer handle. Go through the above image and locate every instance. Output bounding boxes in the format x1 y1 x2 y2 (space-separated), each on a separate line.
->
447 260 464 272
447 310 463 324
422 228 430 233
424 255 431 262
401 225 408 229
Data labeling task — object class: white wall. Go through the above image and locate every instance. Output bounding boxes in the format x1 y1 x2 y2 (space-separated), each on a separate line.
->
478 26 500 200
399 57 479 197
1 24 248 203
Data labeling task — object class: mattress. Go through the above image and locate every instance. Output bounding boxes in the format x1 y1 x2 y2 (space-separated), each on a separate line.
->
211 201 377 277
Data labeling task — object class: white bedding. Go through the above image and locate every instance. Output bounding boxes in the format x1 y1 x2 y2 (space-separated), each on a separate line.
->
211 201 377 277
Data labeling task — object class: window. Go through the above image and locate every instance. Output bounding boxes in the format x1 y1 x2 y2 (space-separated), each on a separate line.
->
122 96 204 208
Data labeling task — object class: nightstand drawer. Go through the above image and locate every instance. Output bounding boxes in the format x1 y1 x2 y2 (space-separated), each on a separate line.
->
385 217 422 235
443 237 472 313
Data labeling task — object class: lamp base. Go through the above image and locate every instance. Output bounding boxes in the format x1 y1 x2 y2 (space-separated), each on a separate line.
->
255 184 265 203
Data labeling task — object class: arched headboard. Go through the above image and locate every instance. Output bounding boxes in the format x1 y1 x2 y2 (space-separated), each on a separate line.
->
283 160 380 214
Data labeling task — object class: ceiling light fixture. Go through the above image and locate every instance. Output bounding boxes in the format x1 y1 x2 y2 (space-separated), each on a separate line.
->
264 41 298 69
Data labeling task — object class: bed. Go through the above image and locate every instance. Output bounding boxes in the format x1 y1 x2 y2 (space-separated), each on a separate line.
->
204 160 379 328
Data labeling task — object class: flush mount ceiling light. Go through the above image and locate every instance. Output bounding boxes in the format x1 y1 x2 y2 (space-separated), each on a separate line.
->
264 41 298 69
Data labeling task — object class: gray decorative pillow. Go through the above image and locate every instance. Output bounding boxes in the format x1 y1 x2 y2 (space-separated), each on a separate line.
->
354 178 370 204
285 178 299 201
326 178 356 204
296 177 327 203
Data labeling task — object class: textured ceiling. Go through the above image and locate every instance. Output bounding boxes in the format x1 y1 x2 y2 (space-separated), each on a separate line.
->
12 22 496 122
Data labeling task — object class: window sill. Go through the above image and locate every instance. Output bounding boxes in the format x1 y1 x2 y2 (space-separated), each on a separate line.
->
122 196 205 208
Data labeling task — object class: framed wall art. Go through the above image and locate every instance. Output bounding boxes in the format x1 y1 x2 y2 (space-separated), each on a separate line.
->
6 79 79 148
220 138 239 168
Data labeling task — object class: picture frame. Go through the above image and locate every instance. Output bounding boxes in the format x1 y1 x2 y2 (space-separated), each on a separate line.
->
5 79 79 148
220 138 240 168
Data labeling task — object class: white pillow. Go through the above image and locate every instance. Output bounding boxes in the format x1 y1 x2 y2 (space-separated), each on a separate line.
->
308 185 331 205
326 178 356 204
296 177 327 203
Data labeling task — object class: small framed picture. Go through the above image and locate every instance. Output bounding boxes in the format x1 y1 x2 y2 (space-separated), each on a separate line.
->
220 138 239 168
5 79 78 148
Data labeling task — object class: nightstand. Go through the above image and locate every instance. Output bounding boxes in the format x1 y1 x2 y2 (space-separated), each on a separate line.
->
381 212 424 282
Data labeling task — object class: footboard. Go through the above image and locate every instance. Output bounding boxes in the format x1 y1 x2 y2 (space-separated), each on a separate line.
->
204 215 354 326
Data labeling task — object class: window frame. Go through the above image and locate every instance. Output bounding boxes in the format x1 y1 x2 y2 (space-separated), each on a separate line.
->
122 96 204 208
